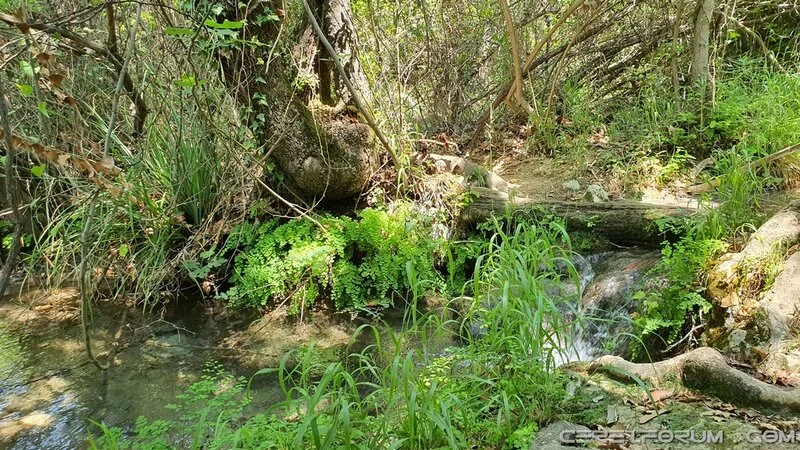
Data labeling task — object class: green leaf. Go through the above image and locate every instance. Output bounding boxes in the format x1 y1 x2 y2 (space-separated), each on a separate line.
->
20 61 34 78
37 102 50 118
16 84 33 97
31 164 46 177
118 244 129 257
204 19 245 29
174 74 197 88
255 12 279 26
164 27 195 36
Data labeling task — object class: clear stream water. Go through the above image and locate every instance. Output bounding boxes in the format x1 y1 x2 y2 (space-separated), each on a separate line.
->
0 249 660 449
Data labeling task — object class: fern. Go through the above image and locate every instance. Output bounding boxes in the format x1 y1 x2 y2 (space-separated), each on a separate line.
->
221 205 444 312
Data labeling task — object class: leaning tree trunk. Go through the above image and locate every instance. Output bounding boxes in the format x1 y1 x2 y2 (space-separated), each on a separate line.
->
220 1 374 199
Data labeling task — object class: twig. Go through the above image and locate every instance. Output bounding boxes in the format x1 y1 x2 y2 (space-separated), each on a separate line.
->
79 2 142 371
661 322 704 355
300 0 399 167
134 318 196 337
0 74 23 301
228 151 325 231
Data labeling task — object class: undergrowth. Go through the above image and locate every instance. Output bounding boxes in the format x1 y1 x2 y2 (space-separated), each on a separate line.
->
631 146 769 355
89 219 586 449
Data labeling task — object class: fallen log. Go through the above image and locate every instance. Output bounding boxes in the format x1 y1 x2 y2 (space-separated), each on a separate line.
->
461 187 696 245
589 347 800 412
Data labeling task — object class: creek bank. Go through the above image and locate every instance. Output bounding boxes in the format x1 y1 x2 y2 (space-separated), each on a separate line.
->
532 370 800 450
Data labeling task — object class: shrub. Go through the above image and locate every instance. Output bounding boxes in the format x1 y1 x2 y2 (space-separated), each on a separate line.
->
632 235 726 351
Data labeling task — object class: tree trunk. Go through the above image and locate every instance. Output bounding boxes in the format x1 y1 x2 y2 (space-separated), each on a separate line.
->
292 0 372 107
461 187 696 245
221 2 374 199
325 0 372 107
690 0 714 84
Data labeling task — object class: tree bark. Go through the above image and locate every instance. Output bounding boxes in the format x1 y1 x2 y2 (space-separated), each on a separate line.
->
461 187 696 245
690 0 714 84
221 2 374 199
293 0 372 107
325 0 372 107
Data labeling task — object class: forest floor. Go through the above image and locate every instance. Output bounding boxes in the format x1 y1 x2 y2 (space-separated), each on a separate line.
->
470 133 799 214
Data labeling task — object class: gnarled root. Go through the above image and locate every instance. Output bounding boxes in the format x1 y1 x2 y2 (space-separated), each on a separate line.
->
589 347 800 412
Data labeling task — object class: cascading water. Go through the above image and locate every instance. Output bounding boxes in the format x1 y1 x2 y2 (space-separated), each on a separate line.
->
559 249 662 363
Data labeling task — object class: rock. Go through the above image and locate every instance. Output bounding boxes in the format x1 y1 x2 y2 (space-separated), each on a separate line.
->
530 421 591 450
706 253 741 309
727 329 747 354
583 184 609 203
739 204 800 260
755 251 800 343
707 203 800 330
562 179 581 193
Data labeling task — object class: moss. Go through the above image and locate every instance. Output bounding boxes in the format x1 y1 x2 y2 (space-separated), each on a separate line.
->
744 307 772 345
570 231 611 252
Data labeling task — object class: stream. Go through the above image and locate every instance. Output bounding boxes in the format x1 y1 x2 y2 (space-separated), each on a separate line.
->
0 248 661 448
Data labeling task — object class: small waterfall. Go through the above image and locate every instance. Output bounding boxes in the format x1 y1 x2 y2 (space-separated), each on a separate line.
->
559 249 662 364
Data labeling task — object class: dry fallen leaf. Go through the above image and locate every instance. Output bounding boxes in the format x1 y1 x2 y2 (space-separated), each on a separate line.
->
639 408 669 424
49 73 64 87
36 52 51 66
758 422 780 431
606 406 618 425
648 389 675 402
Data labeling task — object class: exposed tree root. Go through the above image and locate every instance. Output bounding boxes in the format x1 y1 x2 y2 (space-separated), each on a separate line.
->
589 347 800 412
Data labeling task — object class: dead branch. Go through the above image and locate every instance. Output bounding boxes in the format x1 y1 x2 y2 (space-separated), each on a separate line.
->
687 143 800 193
461 187 696 245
